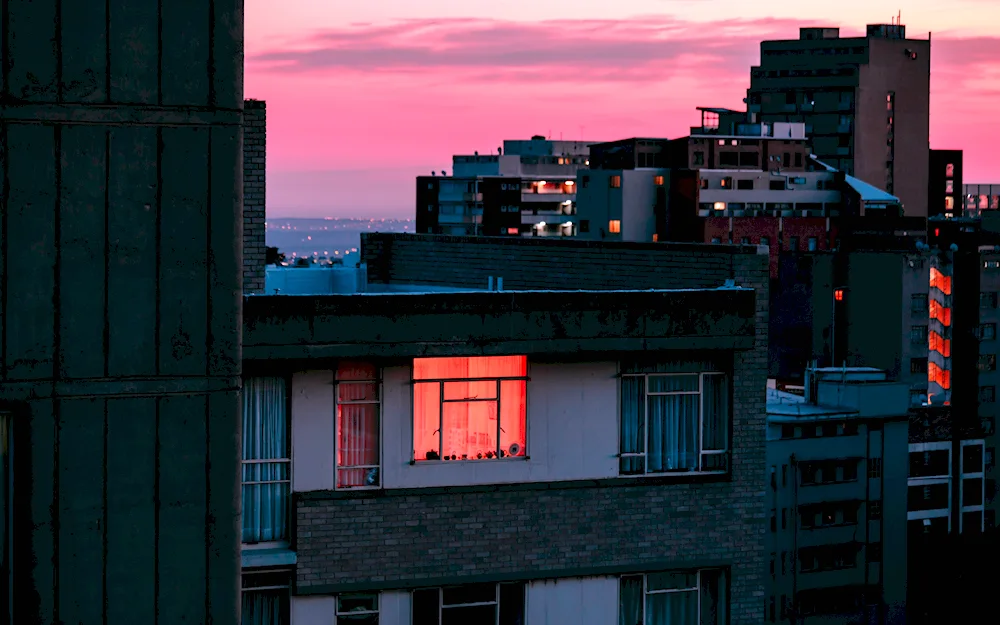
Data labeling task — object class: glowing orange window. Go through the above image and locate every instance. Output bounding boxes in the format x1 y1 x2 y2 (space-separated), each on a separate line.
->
335 361 381 489
412 356 527 462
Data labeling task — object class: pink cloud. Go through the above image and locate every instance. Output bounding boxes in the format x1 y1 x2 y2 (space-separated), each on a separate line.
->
244 17 1000 217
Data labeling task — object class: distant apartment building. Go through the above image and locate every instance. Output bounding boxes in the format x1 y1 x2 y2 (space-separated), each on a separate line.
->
416 136 594 237
240 234 770 624
964 182 1000 215
747 24 931 218
928 149 962 219
766 367 910 625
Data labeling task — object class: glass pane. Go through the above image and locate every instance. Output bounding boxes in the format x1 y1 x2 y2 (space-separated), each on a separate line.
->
909 450 950 478
499 381 527 458
442 605 496 625
646 588 697 624
702 375 728 451
241 589 290 625
498 583 525 625
337 361 378 381
442 583 498 606
647 374 699 393
338 594 378 613
620 576 643 625
700 570 726 625
413 383 442 461
647 395 699 472
444 380 497 401
647 572 698 592
337 403 379 488
963 445 984 474
339 381 378 403
241 462 290 543
412 589 440 625
414 356 526 380
442 402 498 460
963 478 983 506
620 377 645 475
963 510 983 533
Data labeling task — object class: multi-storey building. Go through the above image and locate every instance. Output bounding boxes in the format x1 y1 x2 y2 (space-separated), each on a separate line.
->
240 234 770 624
964 183 1000 215
928 149 962 219
416 136 594 237
766 367 910 625
747 23 931 218
1 1 245 624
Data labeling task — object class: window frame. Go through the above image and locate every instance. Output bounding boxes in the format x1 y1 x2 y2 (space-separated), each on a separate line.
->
410 357 530 464
619 367 730 477
241 568 292 624
334 364 383 491
335 592 380 623
412 582 525 625
241 376 293 550
907 442 952 532
619 568 727 625
960 439 986 534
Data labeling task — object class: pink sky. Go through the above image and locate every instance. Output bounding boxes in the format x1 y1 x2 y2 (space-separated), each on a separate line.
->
245 0 1000 218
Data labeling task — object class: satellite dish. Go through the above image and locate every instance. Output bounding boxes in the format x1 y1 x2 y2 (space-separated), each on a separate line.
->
508 442 522 457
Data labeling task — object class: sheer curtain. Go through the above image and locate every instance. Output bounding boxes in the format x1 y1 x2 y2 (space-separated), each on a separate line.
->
646 590 697 625
647 379 699 473
620 576 643 625
620 377 645 474
336 362 380 488
702 374 728 452
241 590 288 625
242 377 289 543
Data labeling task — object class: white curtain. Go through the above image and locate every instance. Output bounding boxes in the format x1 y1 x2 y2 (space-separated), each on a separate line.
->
242 377 289 543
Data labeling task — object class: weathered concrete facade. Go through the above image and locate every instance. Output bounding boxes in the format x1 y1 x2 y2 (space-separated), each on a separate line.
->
279 235 771 622
243 99 266 293
0 2 244 624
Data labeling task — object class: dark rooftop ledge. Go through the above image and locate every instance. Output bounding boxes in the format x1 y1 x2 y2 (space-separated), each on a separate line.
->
244 288 756 361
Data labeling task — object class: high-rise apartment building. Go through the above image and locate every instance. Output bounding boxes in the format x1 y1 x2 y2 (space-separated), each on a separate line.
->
747 24 931 218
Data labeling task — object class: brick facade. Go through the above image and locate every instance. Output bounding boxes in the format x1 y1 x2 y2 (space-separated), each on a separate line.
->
298 234 769 623
243 99 266 294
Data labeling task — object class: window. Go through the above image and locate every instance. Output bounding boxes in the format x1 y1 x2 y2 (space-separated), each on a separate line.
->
946 163 954 178
982 292 998 309
868 458 882 479
807 237 818 251
761 237 770 246
337 593 379 623
910 358 928 374
799 544 858 572
982 386 996 404
242 378 290 545
693 152 705 166
719 152 739 167
945 196 955 210
911 325 928 344
736 179 754 190
412 356 527 462
412 582 524 624
980 323 996 341
336 362 381 489
619 358 729 475
800 460 858 485
770 180 786 191
740 237 751 245
869 500 882 520
800 503 859 528
979 354 997 372
609 220 622 234
610 175 622 188
911 294 928 313
794 153 803 167
579 220 590 233
711 237 722 244
946 180 954 194
619 569 727 625
241 569 291 625
910 448 951 478
700 178 709 190
654 175 665 186
1 412 9 625
789 236 800 251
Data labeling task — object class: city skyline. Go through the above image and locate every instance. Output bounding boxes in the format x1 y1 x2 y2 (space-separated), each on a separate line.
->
247 0 1000 218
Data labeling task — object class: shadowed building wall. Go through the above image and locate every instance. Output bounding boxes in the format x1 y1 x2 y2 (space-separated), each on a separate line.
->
0 2 244 624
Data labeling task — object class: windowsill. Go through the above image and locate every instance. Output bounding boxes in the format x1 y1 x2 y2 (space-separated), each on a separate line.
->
241 545 297 570
242 541 291 551
410 456 529 466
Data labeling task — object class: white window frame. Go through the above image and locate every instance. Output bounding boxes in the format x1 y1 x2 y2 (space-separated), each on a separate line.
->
410 360 530 463
413 582 524 625
619 371 728 476
242 377 292 550
619 569 725 624
907 442 952 532
960 439 986 533
334 367 383 491
335 592 380 623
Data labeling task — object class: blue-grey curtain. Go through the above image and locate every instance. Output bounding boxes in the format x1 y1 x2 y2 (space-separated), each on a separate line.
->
647 376 699 472
620 377 645 474
619 576 643 625
646 590 697 625
242 377 289 543
241 589 288 625
702 375 728 452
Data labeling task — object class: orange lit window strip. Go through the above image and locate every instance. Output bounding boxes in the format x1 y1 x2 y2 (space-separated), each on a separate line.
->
928 362 951 390
929 300 952 327
929 331 951 358
929 268 952 295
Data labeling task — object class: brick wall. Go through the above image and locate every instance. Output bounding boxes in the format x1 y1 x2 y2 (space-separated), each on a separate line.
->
243 99 266 294
300 234 769 623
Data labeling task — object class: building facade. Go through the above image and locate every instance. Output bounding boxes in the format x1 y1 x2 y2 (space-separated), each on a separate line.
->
964 183 1000 215
747 24 931 218
766 368 910 625
244 99 268 294
0 1 245 624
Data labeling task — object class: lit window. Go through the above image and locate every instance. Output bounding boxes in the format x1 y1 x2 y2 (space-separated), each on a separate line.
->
242 377 290 545
610 175 622 188
619 358 729 475
336 593 380 623
241 570 291 625
506 227 519 235
336 362 381 489
609 220 622 234
654 175 665 186
945 163 954 178
713 202 726 211
412 356 527 461
620 569 727 625
808 237 818 251
945 196 955 210
946 181 954 194
413 583 524 624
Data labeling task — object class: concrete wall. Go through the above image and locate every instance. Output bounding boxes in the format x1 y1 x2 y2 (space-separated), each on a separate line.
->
526 576 619 624
0 2 244 624
244 99 267 293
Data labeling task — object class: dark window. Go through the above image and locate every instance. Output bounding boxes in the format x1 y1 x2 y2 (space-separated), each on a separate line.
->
868 543 883 562
761 237 770 246
911 358 928 374
693 152 705 166
869 501 881 520
741 237 751 245
909 449 950 478
782 153 791 167
799 544 858 572
979 323 996 341
579 220 590 233
581 175 589 189
789 236 800 250
719 152 739 167
981 292 998 309
737 179 754 190
413 582 525 625
979 355 997 372
242 570 292 625
739 152 759 167
868 458 882 478
911 294 928 312
770 180 786 191
911 325 928 344
981 386 995 403
794 153 803 167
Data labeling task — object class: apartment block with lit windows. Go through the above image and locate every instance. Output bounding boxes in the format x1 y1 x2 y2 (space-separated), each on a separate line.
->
237 234 770 625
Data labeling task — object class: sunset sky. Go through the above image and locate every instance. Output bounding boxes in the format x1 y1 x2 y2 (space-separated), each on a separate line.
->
245 0 1000 218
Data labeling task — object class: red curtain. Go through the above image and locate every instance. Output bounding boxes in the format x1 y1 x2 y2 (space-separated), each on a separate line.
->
413 356 526 461
336 361 379 488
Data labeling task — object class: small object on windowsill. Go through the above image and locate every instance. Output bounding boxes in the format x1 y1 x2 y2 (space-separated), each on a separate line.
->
477 452 483 459
426 450 440 460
